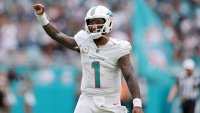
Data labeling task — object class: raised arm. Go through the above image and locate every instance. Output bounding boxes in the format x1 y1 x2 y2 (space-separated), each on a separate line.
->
33 4 79 52
117 54 143 113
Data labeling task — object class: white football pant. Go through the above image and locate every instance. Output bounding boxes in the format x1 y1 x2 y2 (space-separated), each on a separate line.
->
74 94 128 113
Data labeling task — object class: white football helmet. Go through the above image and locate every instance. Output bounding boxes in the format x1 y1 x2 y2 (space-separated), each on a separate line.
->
85 5 113 39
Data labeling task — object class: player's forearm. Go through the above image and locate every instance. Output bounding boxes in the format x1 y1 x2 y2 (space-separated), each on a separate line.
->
118 54 142 108
124 72 141 99
43 23 61 39
118 55 141 99
43 23 69 43
43 24 78 50
35 12 79 51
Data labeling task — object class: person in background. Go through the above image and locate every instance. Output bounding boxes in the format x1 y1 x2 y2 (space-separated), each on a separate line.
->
168 58 200 113
18 75 36 113
0 71 10 113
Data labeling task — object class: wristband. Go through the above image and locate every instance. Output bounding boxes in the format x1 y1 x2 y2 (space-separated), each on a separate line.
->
133 98 142 108
35 12 50 26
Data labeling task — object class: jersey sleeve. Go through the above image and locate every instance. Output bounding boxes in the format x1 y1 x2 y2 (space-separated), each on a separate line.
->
116 41 132 60
74 30 89 47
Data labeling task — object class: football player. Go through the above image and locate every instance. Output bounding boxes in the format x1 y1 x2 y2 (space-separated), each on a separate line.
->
33 4 143 113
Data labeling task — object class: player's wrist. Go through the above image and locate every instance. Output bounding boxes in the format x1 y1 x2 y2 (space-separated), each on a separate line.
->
35 12 50 26
133 98 142 108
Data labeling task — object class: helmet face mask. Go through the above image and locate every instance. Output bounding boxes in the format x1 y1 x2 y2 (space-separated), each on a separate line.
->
85 6 113 39
86 18 105 33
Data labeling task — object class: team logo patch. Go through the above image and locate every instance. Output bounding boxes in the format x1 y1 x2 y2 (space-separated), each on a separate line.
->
82 46 89 54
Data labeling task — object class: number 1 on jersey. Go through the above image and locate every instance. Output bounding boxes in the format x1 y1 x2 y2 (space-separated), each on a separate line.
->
92 61 100 88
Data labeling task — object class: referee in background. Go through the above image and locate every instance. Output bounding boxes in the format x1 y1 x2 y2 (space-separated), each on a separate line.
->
168 58 200 113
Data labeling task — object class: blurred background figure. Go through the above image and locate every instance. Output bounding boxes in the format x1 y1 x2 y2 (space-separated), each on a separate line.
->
168 58 200 113
0 71 10 113
17 75 36 113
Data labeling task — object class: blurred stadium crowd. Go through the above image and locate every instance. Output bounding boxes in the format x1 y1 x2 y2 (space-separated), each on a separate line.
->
149 0 200 67
0 0 133 67
0 0 199 113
